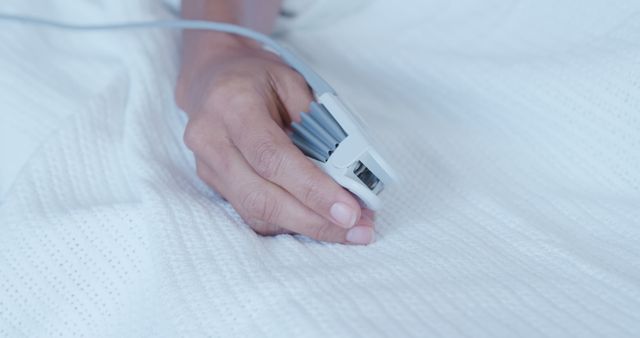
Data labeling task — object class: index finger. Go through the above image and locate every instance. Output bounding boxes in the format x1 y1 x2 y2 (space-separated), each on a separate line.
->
226 111 362 229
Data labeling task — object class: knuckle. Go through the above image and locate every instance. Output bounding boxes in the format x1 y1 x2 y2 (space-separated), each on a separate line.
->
240 189 280 223
253 227 272 237
246 219 281 237
195 163 209 181
183 121 208 151
244 218 267 234
194 163 223 194
184 123 233 173
210 74 257 104
301 174 326 208
208 139 234 174
287 71 309 89
209 82 265 132
253 139 284 179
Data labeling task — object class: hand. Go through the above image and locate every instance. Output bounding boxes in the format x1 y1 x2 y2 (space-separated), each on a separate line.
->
175 34 375 245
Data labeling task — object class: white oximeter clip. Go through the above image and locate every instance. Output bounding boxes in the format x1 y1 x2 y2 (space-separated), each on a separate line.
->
290 92 396 211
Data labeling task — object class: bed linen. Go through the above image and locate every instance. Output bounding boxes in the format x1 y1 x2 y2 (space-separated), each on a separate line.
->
1 0 640 336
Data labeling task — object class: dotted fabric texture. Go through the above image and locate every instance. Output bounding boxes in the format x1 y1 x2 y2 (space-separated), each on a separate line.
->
1 0 640 336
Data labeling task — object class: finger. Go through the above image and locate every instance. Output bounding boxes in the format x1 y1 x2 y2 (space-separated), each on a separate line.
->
237 218 293 237
269 70 314 123
202 138 372 244
185 125 302 237
272 74 374 228
226 112 362 230
199 154 374 244
346 210 376 245
194 159 224 192
361 208 376 223
194 156 291 235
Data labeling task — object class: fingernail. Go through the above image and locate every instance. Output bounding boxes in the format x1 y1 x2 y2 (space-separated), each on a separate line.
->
330 202 358 229
346 226 375 245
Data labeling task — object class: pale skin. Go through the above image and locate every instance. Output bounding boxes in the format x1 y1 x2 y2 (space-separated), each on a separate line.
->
176 0 375 245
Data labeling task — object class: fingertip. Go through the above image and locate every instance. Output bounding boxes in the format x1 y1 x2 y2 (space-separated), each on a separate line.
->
356 212 375 228
361 208 376 223
345 226 375 245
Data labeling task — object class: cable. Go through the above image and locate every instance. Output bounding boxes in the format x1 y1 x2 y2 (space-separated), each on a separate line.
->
0 12 335 95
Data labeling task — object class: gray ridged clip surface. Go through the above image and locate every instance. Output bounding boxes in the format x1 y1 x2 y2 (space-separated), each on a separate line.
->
290 103 347 162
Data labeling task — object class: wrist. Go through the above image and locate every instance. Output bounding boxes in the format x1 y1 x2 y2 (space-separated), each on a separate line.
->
182 30 262 64
176 31 263 105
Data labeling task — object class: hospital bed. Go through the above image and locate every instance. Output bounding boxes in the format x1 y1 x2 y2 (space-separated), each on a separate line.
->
1 0 639 336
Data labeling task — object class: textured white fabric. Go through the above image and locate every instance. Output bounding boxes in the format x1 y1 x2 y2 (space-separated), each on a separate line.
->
2 0 640 336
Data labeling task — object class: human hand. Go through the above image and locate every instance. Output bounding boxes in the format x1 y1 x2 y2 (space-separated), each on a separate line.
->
175 34 375 245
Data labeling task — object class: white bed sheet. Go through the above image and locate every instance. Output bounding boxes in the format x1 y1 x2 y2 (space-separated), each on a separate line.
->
1 0 640 336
